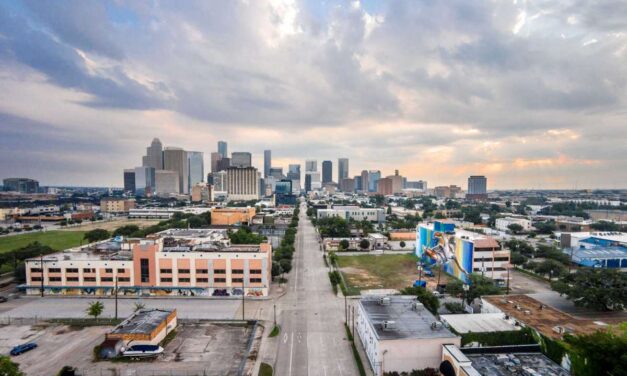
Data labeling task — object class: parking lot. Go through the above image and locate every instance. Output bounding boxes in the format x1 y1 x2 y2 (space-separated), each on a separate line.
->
0 321 260 376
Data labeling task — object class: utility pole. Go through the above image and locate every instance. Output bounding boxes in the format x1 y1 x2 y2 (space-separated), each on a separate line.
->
40 252 44 297
242 280 245 321
114 276 119 320
506 266 511 295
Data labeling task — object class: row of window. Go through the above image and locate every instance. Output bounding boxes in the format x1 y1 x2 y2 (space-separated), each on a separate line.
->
159 277 263 283
34 277 132 282
159 268 262 274
474 257 510 262
34 268 128 274
473 267 508 272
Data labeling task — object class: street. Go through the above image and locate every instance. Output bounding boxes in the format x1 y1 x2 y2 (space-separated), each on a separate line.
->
274 202 359 376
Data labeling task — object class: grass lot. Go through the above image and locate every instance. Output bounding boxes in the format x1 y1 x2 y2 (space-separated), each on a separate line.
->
0 230 87 253
336 254 420 291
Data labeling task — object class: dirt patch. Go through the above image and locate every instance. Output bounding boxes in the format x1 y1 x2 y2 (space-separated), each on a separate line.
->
61 218 161 232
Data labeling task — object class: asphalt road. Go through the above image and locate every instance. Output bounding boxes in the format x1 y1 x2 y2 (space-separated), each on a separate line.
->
274 202 359 376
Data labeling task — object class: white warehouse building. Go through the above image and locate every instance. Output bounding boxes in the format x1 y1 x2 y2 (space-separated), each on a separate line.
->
317 205 385 223
495 216 532 232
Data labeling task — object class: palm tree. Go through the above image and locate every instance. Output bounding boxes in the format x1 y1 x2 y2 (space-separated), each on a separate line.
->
86 301 104 322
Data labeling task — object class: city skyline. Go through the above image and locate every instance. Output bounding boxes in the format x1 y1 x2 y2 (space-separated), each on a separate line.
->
0 1 626 189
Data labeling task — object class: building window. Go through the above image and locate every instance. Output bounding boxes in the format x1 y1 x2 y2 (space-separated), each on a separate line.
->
232 278 244 283
105 268 113 273
30 268 42 273
178 278 191 283
140 258 150 283
83 268 95 273
160 269 172 274
66 268 79 273
118 277 130 282
67 277 79 282
101 277 113 282
178 269 190 274
196 278 208 283
49 277 62 282
250 278 262 283
49 268 61 273
214 269 226 274
160 277 172 283
250 269 262 274
84 277 96 282
232 269 244 274
196 269 208 274
214 278 226 283
117 268 126 273
31 277 42 282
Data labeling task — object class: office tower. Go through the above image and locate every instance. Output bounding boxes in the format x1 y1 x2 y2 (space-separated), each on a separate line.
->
322 160 333 183
134 166 155 196
187 151 204 192
354 175 362 191
206 173 214 185
360 170 369 192
191 183 212 202
304 173 312 193
264 150 272 178
163 147 188 194
389 170 404 194
305 160 317 172
155 170 179 195
269 167 284 179
142 138 163 170
211 152 221 173
406 180 427 190
287 164 301 192
217 157 231 171
338 158 349 183
226 167 259 200
275 179 292 195
2 178 39 193
218 141 228 159
231 152 252 168
123 169 136 194
468 176 487 194
377 177 393 195
368 170 381 192
340 178 355 193
213 171 228 192
309 171 321 190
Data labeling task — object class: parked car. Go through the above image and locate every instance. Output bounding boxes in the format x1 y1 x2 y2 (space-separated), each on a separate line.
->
0 296 8 303
10 343 37 356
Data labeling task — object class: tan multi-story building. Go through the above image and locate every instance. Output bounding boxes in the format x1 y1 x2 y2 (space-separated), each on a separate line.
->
100 198 136 213
226 167 259 201
24 229 272 297
211 207 256 226
191 183 213 202
377 177 394 195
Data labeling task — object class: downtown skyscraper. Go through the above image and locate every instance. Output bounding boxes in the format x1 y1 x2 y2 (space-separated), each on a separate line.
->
338 158 349 183
264 150 271 178
218 141 228 159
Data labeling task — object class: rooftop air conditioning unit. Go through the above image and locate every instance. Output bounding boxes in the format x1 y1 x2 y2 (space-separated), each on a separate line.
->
382 320 396 331
379 297 391 306
412 302 424 311
431 321 444 331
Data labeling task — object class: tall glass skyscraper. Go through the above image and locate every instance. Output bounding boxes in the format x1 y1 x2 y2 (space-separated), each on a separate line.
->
322 160 332 183
218 141 228 159
338 158 349 183
264 150 272 177
187 151 204 191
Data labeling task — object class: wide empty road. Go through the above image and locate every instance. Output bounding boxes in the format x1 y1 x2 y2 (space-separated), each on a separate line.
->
274 202 359 376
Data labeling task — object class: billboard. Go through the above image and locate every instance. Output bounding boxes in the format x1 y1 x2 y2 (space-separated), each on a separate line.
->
416 221 473 283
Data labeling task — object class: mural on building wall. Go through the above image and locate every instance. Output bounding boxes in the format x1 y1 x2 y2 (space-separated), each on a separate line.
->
416 221 473 283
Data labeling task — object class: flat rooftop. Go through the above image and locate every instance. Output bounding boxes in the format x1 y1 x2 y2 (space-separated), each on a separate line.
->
466 352 570 376
157 228 228 240
360 295 458 341
110 309 174 335
440 313 520 333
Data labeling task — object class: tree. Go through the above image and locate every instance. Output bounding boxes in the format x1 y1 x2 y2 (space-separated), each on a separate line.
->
534 221 556 235
563 327 627 376
0 356 24 376
533 260 566 279
399 286 440 315
339 239 350 251
83 229 110 243
443 302 465 314
446 274 502 304
505 239 534 257
551 269 627 311
359 239 370 250
271 261 283 278
510 252 527 266
278 259 292 274
507 223 524 234
113 225 140 237
86 301 104 321
316 217 351 238
229 227 265 244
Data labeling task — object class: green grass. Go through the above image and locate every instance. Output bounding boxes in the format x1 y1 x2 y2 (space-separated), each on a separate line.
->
269 325 280 338
345 324 367 376
0 231 87 253
336 254 419 291
259 362 273 376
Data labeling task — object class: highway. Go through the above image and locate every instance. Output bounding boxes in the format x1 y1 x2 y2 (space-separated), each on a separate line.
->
274 201 359 376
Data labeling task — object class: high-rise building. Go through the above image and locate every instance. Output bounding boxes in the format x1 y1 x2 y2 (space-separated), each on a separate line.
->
211 152 221 173
368 170 381 192
218 141 228 159
377 177 393 195
338 158 349 183
163 147 188 194
305 160 317 172
187 151 204 192
134 166 155 196
309 171 321 190
123 169 136 194
275 179 292 195
191 183 212 202
406 180 427 190
322 160 333 183
304 173 312 193
468 176 487 194
287 164 301 192
217 157 231 172
226 167 259 201
389 170 404 194
142 138 163 170
360 170 369 192
155 170 179 196
264 150 272 178
340 178 355 193
231 152 252 168
2 178 39 193
269 167 283 179
213 171 227 192
354 175 362 191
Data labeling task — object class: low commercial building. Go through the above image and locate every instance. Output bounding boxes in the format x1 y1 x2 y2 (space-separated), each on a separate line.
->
317 205 385 223
439 313 520 334
495 217 532 232
24 228 272 297
560 231 626 269
106 309 177 346
356 295 460 375
128 207 211 219
100 198 137 213
211 207 256 226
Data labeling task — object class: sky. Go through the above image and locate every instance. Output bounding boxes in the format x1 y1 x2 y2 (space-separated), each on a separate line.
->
0 0 626 189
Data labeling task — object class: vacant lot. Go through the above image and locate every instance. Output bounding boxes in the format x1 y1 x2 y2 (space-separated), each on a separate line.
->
337 254 454 292
60 218 161 232
0 231 87 253
0 321 259 376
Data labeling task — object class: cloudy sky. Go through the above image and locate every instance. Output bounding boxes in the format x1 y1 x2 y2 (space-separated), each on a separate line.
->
1 0 626 189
